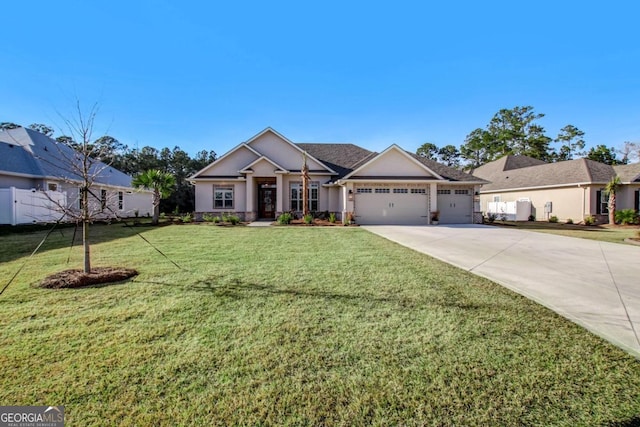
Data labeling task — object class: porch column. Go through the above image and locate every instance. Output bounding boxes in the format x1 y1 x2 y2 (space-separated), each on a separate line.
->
430 183 438 216
246 173 254 220
276 173 284 215
341 185 348 221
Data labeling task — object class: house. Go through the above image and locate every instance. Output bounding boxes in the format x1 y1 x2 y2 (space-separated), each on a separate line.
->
0 127 153 225
189 128 486 224
472 155 640 222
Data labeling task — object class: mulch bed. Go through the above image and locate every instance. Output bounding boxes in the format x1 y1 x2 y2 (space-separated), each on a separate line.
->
40 267 138 289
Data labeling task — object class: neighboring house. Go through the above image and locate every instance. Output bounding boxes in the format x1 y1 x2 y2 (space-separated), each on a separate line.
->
0 127 153 225
472 155 640 222
189 127 486 225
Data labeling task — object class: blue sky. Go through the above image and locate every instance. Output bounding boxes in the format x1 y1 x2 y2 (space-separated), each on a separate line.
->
2 1 639 158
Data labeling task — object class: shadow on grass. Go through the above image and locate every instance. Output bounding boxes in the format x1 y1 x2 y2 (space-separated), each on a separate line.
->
134 275 485 312
607 415 640 427
489 221 606 232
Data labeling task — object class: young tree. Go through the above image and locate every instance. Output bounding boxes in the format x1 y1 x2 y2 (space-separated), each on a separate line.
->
619 141 639 164
132 169 176 225
301 152 310 216
605 176 621 225
460 128 499 169
416 142 439 160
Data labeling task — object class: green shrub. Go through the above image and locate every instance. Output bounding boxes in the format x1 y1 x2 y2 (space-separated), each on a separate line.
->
328 212 337 224
549 216 558 223
528 215 535 221
277 212 293 225
584 215 596 226
303 214 313 224
222 214 240 225
615 209 638 225
566 218 573 224
202 213 216 222
213 216 221 224
180 213 193 223
485 213 496 223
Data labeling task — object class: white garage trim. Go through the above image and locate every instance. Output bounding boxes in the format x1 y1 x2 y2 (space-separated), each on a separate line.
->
354 184 430 225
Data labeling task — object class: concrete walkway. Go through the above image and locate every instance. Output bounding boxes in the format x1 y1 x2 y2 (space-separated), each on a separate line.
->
363 224 640 358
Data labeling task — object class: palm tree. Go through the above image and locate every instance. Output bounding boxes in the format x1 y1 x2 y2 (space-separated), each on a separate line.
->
605 175 621 225
132 170 176 225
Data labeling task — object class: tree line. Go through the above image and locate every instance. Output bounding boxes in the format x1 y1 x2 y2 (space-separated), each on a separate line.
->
1 121 216 213
416 106 639 169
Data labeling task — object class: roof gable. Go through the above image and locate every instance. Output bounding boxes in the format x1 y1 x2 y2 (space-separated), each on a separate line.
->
245 128 335 174
240 156 287 175
190 144 260 178
342 145 444 180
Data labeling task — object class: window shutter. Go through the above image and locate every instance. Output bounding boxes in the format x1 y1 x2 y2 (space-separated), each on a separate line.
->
635 190 639 212
596 191 601 214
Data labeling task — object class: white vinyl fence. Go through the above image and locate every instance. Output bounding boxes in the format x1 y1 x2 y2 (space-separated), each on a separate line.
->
486 200 532 221
0 187 67 225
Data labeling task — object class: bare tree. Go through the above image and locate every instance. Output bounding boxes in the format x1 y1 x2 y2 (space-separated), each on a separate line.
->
37 102 123 273
301 152 310 217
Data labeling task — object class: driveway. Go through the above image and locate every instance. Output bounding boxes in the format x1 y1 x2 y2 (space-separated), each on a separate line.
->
363 224 640 358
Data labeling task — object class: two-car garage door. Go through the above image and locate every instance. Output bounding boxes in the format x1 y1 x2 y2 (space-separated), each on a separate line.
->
355 187 428 225
355 185 473 225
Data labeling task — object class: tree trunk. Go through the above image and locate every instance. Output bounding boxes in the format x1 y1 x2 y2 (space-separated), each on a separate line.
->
152 190 160 225
82 187 91 273
609 193 616 225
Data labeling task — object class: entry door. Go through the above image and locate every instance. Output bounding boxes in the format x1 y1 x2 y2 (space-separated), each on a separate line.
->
258 187 276 219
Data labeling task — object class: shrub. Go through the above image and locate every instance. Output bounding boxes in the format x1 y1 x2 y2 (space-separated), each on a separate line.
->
528 215 535 221
328 212 337 224
213 216 221 224
548 216 558 223
615 209 638 225
584 215 596 226
222 214 241 225
277 212 293 225
303 214 313 224
486 213 496 223
202 213 216 222
180 213 193 223
566 218 573 224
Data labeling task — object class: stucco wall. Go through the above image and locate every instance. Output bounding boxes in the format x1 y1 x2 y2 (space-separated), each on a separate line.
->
480 186 588 221
249 132 325 171
195 181 246 213
354 149 431 177
199 146 258 176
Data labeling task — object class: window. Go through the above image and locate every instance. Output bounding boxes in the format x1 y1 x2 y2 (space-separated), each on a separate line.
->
214 186 234 209
493 195 501 202
356 188 372 193
437 189 451 195
411 188 426 194
597 190 608 214
101 189 107 211
393 188 408 194
290 182 319 211
455 189 469 195
375 188 390 194
118 191 124 210
47 182 58 191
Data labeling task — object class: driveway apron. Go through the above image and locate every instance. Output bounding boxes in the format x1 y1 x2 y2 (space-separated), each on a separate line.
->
363 224 640 358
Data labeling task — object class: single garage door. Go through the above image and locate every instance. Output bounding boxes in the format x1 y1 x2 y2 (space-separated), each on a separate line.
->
437 188 472 224
355 187 428 225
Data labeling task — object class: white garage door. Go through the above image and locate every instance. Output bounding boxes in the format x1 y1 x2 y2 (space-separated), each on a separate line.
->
355 187 428 225
437 188 472 224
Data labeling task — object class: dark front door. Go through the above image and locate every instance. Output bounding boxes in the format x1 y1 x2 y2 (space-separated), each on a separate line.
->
258 186 276 219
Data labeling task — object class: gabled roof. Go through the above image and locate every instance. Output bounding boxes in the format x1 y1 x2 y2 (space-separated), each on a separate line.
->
474 155 624 192
0 127 134 188
409 153 486 182
239 156 287 173
296 143 376 179
189 143 261 179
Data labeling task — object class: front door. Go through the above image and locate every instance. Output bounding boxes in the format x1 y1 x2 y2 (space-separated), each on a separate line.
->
258 185 276 219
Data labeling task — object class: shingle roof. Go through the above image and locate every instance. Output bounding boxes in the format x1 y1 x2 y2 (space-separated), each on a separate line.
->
473 155 621 191
296 143 376 179
0 127 134 188
409 153 486 182
613 163 640 183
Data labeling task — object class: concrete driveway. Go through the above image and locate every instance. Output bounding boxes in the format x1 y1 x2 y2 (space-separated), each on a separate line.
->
363 224 640 358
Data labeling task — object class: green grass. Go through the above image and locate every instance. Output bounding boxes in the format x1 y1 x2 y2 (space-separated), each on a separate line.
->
1 224 639 426
491 221 640 244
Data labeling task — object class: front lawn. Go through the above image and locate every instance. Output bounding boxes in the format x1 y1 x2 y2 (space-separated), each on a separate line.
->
490 220 639 244
1 225 639 426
